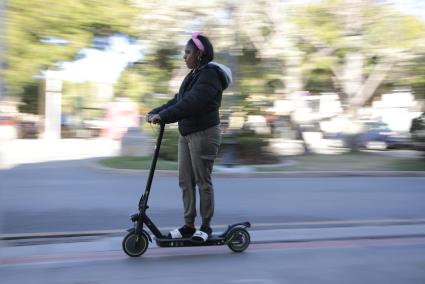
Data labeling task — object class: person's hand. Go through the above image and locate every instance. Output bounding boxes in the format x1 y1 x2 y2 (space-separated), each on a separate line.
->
146 113 155 123
150 114 162 124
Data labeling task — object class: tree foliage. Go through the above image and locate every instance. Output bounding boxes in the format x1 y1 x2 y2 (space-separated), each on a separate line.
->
291 0 425 106
114 46 180 113
6 0 425 117
406 54 425 99
5 0 138 100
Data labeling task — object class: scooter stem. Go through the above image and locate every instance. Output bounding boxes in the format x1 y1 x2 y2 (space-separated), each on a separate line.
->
139 123 165 210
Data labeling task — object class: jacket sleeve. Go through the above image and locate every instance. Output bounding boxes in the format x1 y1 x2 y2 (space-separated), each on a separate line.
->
158 68 221 123
148 94 178 114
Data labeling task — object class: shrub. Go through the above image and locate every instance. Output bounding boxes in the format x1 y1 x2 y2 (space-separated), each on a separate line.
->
159 128 279 164
219 130 279 165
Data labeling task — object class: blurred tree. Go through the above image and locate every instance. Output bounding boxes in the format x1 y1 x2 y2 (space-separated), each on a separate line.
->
236 0 304 96
61 81 98 116
287 0 425 152
114 47 180 113
405 54 425 100
131 1 237 100
18 82 39 113
291 0 425 112
120 1 424 136
114 65 147 104
130 0 290 113
5 0 138 111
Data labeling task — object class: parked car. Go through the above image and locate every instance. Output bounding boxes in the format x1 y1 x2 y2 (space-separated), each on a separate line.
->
410 112 425 151
325 121 403 150
358 121 399 149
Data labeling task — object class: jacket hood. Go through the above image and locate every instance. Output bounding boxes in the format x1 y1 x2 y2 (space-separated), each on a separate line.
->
208 62 232 89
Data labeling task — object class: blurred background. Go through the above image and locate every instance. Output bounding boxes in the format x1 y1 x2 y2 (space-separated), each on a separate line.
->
1 0 425 169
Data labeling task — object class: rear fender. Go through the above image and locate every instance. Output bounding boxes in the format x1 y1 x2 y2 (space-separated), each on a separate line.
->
219 221 251 238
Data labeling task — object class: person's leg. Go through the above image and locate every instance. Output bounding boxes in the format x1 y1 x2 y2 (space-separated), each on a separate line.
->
188 125 221 229
178 134 197 229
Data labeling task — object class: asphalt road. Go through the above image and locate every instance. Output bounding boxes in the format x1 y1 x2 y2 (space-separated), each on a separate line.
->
2 237 425 284
2 158 425 284
1 158 425 235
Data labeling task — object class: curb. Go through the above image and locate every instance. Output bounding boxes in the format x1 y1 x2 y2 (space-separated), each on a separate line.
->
4 219 425 241
250 224 425 244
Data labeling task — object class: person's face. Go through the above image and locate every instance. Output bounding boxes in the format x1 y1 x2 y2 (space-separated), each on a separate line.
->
183 43 200 70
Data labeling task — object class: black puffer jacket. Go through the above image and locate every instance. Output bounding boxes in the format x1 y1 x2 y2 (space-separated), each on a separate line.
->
149 62 232 136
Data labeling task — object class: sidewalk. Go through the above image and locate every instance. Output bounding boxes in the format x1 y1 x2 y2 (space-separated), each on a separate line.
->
0 138 120 169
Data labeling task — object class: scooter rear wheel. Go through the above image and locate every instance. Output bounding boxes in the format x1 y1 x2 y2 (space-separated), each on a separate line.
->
226 228 250 253
122 231 148 257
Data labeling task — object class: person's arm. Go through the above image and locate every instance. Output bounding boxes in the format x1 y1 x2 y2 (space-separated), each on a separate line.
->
147 94 178 123
158 69 221 123
148 93 178 115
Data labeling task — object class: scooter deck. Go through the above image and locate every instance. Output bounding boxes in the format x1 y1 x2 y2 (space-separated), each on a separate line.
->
155 234 226 247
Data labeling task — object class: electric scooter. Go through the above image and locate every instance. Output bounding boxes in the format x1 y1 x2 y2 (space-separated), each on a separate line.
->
122 123 251 257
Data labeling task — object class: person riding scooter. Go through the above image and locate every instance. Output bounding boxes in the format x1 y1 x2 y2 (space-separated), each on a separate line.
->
147 32 232 242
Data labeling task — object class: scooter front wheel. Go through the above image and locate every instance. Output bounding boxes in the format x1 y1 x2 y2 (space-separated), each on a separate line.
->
226 228 250 253
122 231 149 257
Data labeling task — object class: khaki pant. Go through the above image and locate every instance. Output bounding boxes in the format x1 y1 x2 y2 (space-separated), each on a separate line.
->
178 125 221 227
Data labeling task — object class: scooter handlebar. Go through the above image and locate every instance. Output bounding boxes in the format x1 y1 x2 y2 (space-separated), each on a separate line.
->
146 113 162 124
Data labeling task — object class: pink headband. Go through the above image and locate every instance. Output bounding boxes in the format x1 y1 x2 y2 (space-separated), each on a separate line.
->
192 32 204 52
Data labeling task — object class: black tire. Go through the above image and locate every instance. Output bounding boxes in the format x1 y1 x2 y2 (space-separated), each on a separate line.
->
226 228 250 253
122 231 149 257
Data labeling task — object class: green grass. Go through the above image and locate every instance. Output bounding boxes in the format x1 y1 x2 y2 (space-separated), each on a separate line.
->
99 152 425 172
388 157 425 171
255 152 425 172
98 156 178 171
